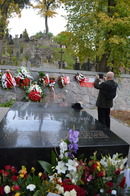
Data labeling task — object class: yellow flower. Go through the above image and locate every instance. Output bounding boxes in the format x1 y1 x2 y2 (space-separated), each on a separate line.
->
38 172 42 177
31 167 35 173
14 193 20 196
97 166 101 171
19 166 27 178
96 161 101 171
96 161 101 166
19 174 24 178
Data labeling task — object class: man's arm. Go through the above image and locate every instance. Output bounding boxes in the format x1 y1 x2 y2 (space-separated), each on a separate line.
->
94 75 101 89
94 74 106 89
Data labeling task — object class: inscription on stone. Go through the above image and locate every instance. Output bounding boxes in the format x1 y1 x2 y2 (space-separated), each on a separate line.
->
2 130 109 140
79 130 109 139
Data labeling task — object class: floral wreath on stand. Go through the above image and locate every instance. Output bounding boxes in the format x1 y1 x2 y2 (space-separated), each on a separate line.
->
26 82 44 102
37 72 50 87
75 73 85 83
15 66 33 88
58 75 70 88
48 76 56 89
1 70 16 89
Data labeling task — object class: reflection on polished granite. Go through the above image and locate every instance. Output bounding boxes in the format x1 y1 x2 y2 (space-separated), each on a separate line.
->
0 102 129 170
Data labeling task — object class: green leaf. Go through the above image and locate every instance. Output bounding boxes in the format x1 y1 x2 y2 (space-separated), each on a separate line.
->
77 153 85 161
38 160 53 175
33 190 40 196
51 150 57 166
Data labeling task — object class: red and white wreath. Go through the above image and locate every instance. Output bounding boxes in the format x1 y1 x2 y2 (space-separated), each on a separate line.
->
15 66 33 88
1 70 16 89
58 75 70 88
75 73 85 82
26 83 43 102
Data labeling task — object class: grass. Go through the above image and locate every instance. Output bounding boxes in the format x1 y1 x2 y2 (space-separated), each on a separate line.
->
0 100 15 107
111 110 130 127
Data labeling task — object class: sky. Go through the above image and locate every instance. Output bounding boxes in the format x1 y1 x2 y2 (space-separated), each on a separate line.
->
8 6 67 38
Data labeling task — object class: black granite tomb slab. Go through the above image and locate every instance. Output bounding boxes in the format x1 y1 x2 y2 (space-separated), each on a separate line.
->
0 102 129 171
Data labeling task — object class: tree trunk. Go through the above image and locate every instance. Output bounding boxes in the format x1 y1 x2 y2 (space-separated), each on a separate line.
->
98 54 110 72
45 15 49 39
96 0 116 72
0 40 3 63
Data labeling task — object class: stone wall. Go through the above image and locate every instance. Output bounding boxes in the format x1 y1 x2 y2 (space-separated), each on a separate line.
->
0 65 130 111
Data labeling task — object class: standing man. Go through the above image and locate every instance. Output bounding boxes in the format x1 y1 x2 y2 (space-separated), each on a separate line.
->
94 71 118 128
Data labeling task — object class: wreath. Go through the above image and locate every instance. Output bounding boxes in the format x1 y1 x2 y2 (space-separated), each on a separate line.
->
15 66 33 88
58 75 70 88
26 83 43 102
1 70 16 89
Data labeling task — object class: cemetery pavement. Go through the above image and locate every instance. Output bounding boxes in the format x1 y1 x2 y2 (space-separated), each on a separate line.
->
0 107 130 166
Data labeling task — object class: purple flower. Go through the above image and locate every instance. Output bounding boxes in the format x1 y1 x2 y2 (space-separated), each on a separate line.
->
68 152 75 159
68 143 79 153
69 129 79 144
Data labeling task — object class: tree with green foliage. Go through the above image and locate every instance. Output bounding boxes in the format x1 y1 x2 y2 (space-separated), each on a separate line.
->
61 0 130 75
0 0 31 62
54 31 73 48
34 31 53 39
33 0 61 39
0 0 31 39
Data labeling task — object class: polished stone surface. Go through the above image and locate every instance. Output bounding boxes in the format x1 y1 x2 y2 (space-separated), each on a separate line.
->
0 102 129 170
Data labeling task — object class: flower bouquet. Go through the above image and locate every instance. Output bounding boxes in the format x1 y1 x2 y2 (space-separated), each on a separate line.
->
0 165 58 196
75 73 85 83
1 70 16 89
37 72 50 87
0 129 130 196
48 77 56 88
26 82 44 102
58 75 70 88
15 66 33 88
38 129 129 196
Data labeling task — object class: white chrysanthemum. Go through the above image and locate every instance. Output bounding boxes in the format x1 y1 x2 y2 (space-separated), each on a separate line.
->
66 159 78 172
111 190 117 195
26 184 36 191
56 161 67 174
4 185 11 194
100 188 104 193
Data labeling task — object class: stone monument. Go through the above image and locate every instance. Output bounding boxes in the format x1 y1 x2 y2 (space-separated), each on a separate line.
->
0 102 129 171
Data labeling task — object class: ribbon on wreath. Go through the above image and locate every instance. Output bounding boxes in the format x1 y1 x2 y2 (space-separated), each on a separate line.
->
75 73 94 87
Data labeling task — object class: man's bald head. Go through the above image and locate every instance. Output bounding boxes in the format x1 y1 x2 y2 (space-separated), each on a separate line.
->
106 71 114 80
